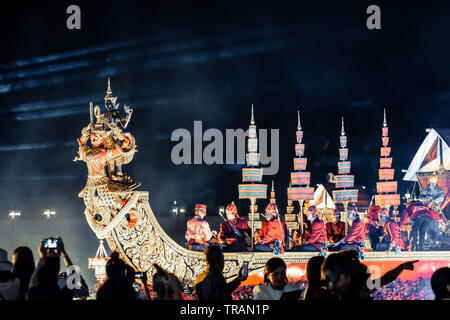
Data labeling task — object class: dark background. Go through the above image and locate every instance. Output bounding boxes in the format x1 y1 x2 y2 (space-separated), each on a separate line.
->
0 1 448 287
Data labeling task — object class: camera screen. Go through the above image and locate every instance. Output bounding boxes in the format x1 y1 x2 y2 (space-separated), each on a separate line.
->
45 238 58 248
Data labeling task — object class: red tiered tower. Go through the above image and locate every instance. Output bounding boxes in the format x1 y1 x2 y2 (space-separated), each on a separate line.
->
375 109 401 212
238 105 267 249
332 117 359 235
286 111 315 242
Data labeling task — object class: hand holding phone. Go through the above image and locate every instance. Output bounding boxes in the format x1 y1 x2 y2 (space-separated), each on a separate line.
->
240 261 249 280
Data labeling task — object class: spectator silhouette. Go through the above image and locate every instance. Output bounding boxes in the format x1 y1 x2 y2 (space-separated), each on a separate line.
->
253 257 301 300
303 255 325 300
152 264 183 300
0 248 20 300
11 246 35 300
311 252 359 300
96 251 140 300
431 267 450 300
195 245 246 300
28 237 88 300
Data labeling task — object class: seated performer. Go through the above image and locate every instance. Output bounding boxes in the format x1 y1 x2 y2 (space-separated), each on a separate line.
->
326 208 346 244
291 206 327 252
375 208 404 252
365 205 384 251
218 202 252 252
185 204 216 252
328 204 365 252
419 175 445 212
254 203 289 254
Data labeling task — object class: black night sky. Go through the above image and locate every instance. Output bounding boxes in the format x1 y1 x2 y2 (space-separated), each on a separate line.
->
0 1 449 282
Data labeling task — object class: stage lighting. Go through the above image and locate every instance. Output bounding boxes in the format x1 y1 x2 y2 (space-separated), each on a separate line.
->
9 211 21 219
43 210 56 219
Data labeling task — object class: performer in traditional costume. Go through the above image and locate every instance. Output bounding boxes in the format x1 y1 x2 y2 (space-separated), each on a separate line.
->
326 208 346 244
420 175 445 212
291 206 327 252
218 202 252 252
328 204 365 252
185 204 216 251
400 184 443 251
365 205 384 251
254 203 289 254
375 208 404 252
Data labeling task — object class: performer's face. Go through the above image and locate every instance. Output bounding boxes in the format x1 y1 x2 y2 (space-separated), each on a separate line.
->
196 209 206 219
307 208 316 221
334 213 341 221
226 211 236 222
90 132 106 147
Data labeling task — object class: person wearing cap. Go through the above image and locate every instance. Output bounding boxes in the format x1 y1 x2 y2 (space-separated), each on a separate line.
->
375 208 404 252
185 204 216 251
0 248 20 300
218 202 251 252
326 208 346 245
291 206 327 252
328 204 366 252
254 203 288 254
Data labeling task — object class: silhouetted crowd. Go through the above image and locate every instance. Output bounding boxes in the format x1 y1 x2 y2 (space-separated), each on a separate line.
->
1 239 449 301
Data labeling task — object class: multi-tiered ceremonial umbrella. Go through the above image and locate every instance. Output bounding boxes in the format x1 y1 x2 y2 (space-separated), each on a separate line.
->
332 117 359 235
238 105 267 250
286 111 315 243
375 109 401 215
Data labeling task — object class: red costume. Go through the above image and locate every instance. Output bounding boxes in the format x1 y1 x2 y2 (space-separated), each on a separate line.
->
342 217 366 244
382 219 404 249
218 217 251 247
305 218 328 250
400 202 441 227
258 219 287 254
326 221 345 243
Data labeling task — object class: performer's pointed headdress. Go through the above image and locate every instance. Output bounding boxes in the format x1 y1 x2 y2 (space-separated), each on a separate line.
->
104 77 119 111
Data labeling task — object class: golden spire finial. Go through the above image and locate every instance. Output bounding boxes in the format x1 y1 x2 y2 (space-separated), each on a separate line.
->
297 110 301 131
383 108 387 127
341 117 345 136
270 180 276 204
106 77 112 98
250 104 255 125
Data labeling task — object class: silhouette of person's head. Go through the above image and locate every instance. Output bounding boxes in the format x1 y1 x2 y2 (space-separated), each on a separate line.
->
431 267 450 300
153 264 172 299
204 245 224 272
106 252 127 279
12 246 35 276
321 252 358 294
306 256 325 283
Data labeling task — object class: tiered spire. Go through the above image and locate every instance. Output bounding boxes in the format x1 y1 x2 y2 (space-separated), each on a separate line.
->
270 180 276 204
375 109 400 208
104 77 118 110
332 117 359 233
286 110 315 237
238 105 267 247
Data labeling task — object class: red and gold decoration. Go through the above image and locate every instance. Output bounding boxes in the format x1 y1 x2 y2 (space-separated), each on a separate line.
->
332 117 359 235
375 109 401 209
287 111 315 242
238 105 267 248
